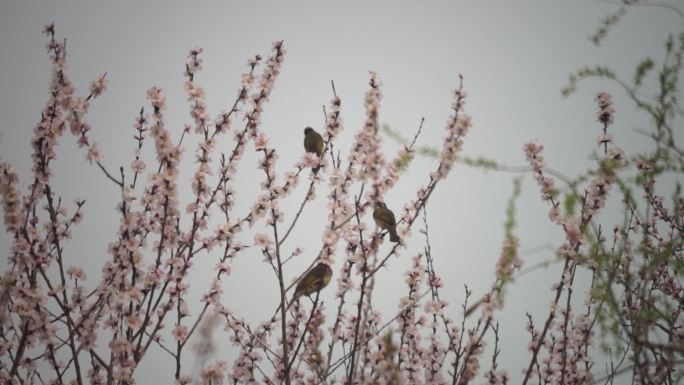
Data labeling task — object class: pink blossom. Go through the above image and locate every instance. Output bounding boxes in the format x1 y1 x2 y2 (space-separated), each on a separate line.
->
548 205 561 224
523 140 545 172
597 131 613 146
254 233 272 248
201 360 227 385
42 22 55 36
0 163 21 234
424 299 448 315
302 152 320 170
147 86 166 111
130 158 145 173
87 143 102 163
595 91 614 126
636 158 653 171
254 132 269 150
66 266 86 281
89 73 108 97
173 324 189 342
607 147 624 161
435 78 471 180
563 220 583 244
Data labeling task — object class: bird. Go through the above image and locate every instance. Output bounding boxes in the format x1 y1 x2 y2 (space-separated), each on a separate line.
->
286 262 332 311
373 201 400 242
303 127 325 173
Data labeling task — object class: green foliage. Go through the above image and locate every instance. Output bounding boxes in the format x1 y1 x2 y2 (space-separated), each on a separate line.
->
633 57 654 87
393 152 413 172
458 156 502 171
381 124 408 145
417 146 439 158
562 192 577 217
497 176 522 286
503 177 522 235
562 66 616 97
381 124 414 172
591 5 629 46
381 124 504 172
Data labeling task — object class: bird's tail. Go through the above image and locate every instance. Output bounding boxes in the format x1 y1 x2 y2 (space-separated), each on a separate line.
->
389 228 400 243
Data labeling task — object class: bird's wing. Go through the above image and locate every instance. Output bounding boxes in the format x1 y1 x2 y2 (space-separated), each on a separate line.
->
316 133 324 157
388 210 397 225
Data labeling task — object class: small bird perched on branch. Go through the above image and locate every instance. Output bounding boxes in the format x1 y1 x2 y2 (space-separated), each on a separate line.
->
286 262 332 311
303 126 324 173
373 201 400 242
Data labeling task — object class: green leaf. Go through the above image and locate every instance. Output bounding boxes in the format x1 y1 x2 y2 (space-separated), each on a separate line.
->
633 58 654 87
563 192 578 217
591 6 629 46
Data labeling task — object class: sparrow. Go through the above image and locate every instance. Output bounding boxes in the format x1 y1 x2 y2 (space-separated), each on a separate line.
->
287 262 332 311
303 127 325 173
373 201 400 242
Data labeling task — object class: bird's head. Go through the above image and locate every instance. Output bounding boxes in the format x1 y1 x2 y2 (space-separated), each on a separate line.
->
304 127 313 135
374 201 387 209
316 262 331 271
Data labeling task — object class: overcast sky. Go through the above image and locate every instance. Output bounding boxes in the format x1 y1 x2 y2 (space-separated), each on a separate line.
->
0 0 680 382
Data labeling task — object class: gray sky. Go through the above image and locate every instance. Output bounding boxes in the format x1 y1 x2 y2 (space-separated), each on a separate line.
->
0 0 680 382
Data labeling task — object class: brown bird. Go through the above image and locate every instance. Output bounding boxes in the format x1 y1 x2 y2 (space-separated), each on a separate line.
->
303 127 324 173
373 201 400 242
287 262 332 311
